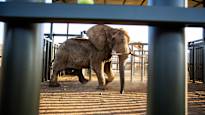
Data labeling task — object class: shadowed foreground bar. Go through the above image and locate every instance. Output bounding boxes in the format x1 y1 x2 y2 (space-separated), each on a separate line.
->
148 0 186 115
0 0 43 115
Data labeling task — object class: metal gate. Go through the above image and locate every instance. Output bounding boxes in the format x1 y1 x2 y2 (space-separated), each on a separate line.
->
42 32 84 82
42 34 60 82
42 37 53 82
188 39 205 83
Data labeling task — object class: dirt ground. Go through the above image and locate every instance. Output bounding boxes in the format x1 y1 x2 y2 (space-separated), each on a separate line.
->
39 76 205 115
188 81 205 115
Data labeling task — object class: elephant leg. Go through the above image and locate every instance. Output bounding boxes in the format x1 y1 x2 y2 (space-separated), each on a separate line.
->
92 62 106 90
49 61 63 87
49 70 60 87
104 61 114 85
60 70 65 76
76 69 89 84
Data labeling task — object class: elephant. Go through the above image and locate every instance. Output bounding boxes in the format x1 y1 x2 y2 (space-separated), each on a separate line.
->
49 24 130 93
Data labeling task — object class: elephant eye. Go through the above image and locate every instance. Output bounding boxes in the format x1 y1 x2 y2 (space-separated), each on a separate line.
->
111 36 115 41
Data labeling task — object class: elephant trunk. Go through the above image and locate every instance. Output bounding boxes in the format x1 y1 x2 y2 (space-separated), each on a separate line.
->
118 55 128 94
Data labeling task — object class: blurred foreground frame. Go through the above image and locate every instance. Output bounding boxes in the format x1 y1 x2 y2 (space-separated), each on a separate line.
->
0 0 205 115
0 2 204 26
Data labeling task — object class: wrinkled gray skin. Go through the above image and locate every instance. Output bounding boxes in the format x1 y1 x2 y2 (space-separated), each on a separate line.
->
49 25 130 93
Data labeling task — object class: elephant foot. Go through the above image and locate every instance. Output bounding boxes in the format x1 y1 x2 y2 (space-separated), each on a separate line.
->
105 77 114 85
120 90 124 94
79 79 89 84
49 81 61 87
96 85 108 90
106 79 112 85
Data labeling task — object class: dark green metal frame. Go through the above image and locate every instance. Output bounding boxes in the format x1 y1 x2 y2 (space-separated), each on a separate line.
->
0 0 204 115
0 2 205 26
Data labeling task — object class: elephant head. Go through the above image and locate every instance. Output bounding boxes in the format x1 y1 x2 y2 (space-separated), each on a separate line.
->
87 25 130 93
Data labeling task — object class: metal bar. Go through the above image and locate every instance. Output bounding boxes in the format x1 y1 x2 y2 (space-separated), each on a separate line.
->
50 23 53 41
0 0 43 114
189 47 194 82
203 45 205 83
188 39 204 44
42 23 53 81
45 41 52 81
0 2 205 26
42 39 46 82
192 46 195 83
130 45 133 82
203 0 205 40
195 48 198 81
141 45 144 82
0 20 43 114
133 49 136 80
147 0 186 114
203 27 205 40
45 41 49 81
49 23 54 80
43 37 53 42
44 33 82 37
48 42 52 80
200 48 203 81
66 23 69 39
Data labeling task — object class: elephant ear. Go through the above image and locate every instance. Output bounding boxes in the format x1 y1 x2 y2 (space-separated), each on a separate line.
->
111 28 130 43
87 25 112 50
111 29 121 38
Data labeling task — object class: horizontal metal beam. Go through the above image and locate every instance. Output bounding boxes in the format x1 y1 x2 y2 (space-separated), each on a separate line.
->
44 33 82 37
0 2 205 26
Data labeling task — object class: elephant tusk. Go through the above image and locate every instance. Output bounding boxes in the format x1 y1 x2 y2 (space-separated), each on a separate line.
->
112 53 130 56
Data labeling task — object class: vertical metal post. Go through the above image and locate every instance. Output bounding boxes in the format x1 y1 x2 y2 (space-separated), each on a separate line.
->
42 39 46 82
50 23 53 41
203 27 205 40
49 23 53 80
192 45 195 83
130 44 134 82
141 45 144 82
0 0 43 115
148 0 186 115
66 23 69 39
45 41 50 81
48 41 53 80
203 0 205 42
203 45 205 83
